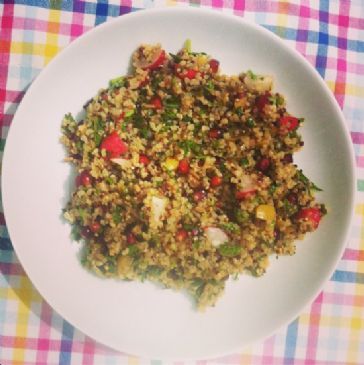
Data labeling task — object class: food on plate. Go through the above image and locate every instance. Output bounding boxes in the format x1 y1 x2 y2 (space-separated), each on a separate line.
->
61 42 326 309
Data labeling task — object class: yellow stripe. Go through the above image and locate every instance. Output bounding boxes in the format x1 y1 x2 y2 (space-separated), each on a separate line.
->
44 9 61 64
10 42 45 56
13 276 38 363
347 209 364 362
127 356 139 365
326 81 364 97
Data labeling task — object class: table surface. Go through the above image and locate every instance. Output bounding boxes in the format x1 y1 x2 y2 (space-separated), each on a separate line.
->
0 1 363 364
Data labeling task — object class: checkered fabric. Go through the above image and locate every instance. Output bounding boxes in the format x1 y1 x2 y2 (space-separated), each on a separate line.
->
0 1 363 364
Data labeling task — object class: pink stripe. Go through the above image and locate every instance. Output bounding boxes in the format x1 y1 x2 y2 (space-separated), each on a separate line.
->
305 292 323 363
81 336 96 364
323 292 364 307
0 262 25 275
333 1 350 108
351 132 364 144
4 90 25 103
0 113 13 127
35 302 53 364
233 0 244 12
356 156 364 168
262 335 278 364
343 248 364 261
71 10 85 40
212 0 223 7
295 0 311 56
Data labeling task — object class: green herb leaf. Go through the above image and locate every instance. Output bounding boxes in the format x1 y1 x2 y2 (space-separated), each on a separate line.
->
128 244 140 258
217 243 241 257
71 225 82 241
109 76 125 89
246 70 257 80
93 118 104 146
220 222 240 233
112 206 122 224
235 210 249 224
169 53 181 63
246 117 256 128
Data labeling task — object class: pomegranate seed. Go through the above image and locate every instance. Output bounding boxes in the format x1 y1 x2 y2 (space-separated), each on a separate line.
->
287 193 298 204
193 190 206 202
126 232 136 245
178 159 190 175
256 93 271 112
81 227 91 239
208 128 222 139
235 189 256 200
282 154 293 164
89 222 101 233
185 69 197 79
210 176 222 187
257 158 270 172
150 96 162 109
209 59 220 73
297 207 321 229
76 171 92 187
139 154 150 166
176 229 188 242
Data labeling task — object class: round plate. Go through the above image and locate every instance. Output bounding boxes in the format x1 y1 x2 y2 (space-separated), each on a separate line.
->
2 8 355 360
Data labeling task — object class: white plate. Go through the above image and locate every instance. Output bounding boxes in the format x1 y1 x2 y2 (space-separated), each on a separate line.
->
2 8 356 360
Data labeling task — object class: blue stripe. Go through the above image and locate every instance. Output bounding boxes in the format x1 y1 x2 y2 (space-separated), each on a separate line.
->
58 321 74 365
13 0 138 15
264 26 364 53
331 270 364 284
0 237 13 251
283 318 299 365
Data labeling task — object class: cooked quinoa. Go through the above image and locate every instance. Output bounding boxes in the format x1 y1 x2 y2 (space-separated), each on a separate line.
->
61 42 326 309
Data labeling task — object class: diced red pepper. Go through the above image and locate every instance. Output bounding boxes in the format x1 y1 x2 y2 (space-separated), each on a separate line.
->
176 229 188 242
297 207 321 229
256 93 271 112
278 116 299 133
126 232 136 245
150 96 162 109
175 65 198 80
257 158 270 172
208 128 222 139
89 222 101 233
235 189 256 200
210 176 222 187
178 159 190 175
145 50 166 70
209 59 219 73
100 131 128 159
76 171 92 187
139 154 150 166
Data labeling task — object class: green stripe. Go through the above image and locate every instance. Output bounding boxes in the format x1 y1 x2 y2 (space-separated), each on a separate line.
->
0 140 5 152
357 179 364 191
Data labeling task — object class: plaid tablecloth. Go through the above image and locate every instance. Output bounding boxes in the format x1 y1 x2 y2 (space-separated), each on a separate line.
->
0 1 363 364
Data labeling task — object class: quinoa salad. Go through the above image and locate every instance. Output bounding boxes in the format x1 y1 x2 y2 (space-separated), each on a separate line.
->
61 42 326 309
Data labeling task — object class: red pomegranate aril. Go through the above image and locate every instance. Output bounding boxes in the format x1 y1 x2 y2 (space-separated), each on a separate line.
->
287 193 298 204
256 93 271 112
81 227 91 239
209 59 219 73
150 96 162 109
236 189 256 200
176 229 188 242
282 154 293 164
257 158 270 172
297 207 321 228
89 222 101 233
139 154 150 166
185 69 197 79
126 232 136 245
76 171 92 187
208 128 221 139
178 159 190 175
210 176 222 187
193 190 206 202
